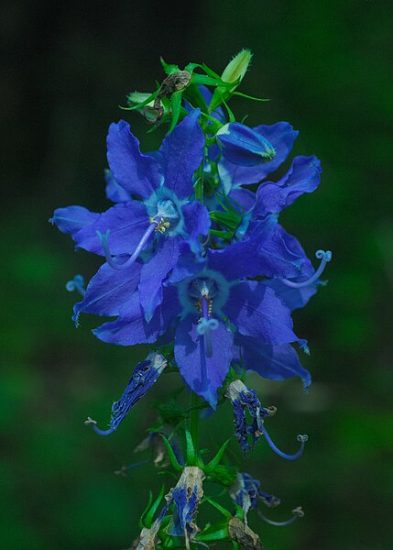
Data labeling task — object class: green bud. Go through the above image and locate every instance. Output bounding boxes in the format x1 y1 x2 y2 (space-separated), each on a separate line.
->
209 49 253 111
221 49 253 85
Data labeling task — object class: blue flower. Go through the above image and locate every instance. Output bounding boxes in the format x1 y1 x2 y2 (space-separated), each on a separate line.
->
230 472 280 517
50 109 210 322
216 154 332 293
218 121 299 192
90 245 305 407
167 466 205 544
226 380 308 459
217 122 276 166
85 352 167 436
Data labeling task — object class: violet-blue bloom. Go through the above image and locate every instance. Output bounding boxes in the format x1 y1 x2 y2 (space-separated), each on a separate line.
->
92 244 305 407
50 109 210 322
218 121 299 192
85 352 167 436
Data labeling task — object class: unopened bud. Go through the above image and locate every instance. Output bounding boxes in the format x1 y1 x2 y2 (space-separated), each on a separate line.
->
221 49 253 85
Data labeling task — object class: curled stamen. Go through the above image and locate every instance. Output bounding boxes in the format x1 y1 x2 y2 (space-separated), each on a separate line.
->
281 249 332 288
84 416 115 436
260 423 308 461
196 318 219 335
97 222 156 271
258 506 304 527
65 274 85 296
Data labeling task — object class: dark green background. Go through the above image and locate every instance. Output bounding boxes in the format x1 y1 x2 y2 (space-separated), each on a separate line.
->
2 1 392 548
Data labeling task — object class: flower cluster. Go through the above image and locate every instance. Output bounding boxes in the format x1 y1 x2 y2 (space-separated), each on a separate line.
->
51 50 331 547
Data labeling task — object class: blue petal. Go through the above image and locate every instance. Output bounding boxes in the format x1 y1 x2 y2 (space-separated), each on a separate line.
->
209 219 311 280
254 156 322 216
229 187 256 211
174 317 233 407
208 221 276 280
264 278 318 311
73 261 142 322
251 222 314 279
93 287 179 346
218 122 298 188
224 281 298 344
139 237 181 322
104 169 131 203
159 109 204 199
182 200 210 254
107 120 161 199
238 336 312 389
50 206 99 237
74 201 149 255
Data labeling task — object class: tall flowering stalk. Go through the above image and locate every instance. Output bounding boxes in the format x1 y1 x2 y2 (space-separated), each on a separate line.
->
51 50 331 549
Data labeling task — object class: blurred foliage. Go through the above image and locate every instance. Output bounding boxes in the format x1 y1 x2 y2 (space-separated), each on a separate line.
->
1 0 392 548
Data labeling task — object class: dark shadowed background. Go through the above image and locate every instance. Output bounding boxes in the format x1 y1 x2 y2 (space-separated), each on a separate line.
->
2 1 392 548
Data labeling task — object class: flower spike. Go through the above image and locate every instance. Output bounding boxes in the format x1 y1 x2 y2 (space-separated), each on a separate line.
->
85 352 167 436
281 249 332 288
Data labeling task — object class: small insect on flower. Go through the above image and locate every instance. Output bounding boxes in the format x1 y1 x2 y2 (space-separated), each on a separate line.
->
166 466 205 550
85 352 167 436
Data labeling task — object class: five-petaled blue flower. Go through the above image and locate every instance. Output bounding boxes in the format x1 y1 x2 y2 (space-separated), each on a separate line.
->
51 109 210 322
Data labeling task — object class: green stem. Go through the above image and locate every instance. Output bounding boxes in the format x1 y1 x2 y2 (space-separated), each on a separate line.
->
189 392 200 451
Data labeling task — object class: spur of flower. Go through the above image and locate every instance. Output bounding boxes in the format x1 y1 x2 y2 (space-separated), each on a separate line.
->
51 109 210 322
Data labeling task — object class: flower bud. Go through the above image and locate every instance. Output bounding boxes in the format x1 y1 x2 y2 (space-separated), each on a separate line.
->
217 123 276 166
221 49 253 85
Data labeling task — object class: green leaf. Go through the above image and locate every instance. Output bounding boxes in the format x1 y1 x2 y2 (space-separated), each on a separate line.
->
160 57 179 75
205 497 232 518
205 439 231 473
144 485 165 528
233 91 270 102
167 91 183 133
185 429 197 465
160 435 183 471
196 526 229 542
139 491 153 529
208 464 238 486
222 99 236 122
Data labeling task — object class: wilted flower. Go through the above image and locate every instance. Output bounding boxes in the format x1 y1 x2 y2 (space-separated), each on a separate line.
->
230 472 280 517
226 380 308 459
166 466 205 548
85 352 167 435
